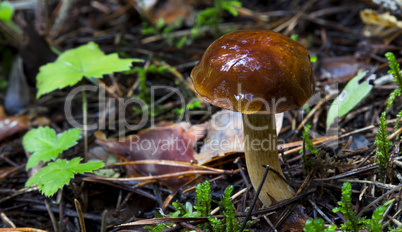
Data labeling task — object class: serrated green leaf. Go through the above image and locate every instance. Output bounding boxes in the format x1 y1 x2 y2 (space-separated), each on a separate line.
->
72 160 106 173
57 128 81 151
26 158 105 197
36 42 142 98
326 71 375 129
23 127 82 169
0 1 14 22
26 148 62 170
23 127 56 152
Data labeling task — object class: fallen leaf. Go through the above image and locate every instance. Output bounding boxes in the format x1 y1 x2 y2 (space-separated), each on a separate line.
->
0 106 30 142
360 9 402 28
97 122 206 188
134 0 194 25
197 110 283 164
360 9 402 38
319 56 367 81
279 205 308 232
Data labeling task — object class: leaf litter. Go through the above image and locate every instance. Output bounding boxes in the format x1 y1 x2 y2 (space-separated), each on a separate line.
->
0 0 401 231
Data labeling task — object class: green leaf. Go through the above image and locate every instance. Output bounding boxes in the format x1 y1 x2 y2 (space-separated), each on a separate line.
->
23 127 82 169
0 1 14 22
303 218 336 232
23 127 57 152
155 18 165 30
310 56 317 63
326 71 375 129
385 52 402 88
57 128 81 151
26 158 104 197
36 42 142 98
290 34 298 41
374 112 392 178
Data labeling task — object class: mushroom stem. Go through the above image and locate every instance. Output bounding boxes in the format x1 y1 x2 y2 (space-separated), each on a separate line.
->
242 113 295 206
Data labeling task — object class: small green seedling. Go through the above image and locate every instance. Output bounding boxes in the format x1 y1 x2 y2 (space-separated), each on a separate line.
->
141 17 187 48
300 124 317 173
23 127 104 196
190 0 241 40
310 56 317 63
332 182 368 231
385 52 402 109
145 180 249 232
141 0 241 47
23 127 81 169
125 63 173 102
173 99 202 115
327 71 375 129
36 41 141 98
384 52 402 131
290 34 298 41
209 185 242 231
300 124 317 156
304 182 394 232
303 218 336 232
374 112 392 179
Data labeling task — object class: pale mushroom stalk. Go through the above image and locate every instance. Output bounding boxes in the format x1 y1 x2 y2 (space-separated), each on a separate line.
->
243 113 294 206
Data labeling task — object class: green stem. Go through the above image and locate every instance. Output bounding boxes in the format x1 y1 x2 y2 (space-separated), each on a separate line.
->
82 89 88 162
4 20 21 37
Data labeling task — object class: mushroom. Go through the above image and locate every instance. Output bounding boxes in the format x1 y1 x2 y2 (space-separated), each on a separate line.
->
190 30 315 206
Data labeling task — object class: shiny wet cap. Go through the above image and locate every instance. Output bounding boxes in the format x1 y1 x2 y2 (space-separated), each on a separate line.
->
190 30 315 114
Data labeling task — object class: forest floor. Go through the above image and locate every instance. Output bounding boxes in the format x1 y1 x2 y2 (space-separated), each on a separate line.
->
0 0 401 231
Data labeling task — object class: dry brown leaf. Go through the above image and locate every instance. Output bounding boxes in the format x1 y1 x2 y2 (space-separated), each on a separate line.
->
279 205 308 232
0 106 30 142
133 0 194 25
319 56 370 82
360 9 402 28
97 122 206 188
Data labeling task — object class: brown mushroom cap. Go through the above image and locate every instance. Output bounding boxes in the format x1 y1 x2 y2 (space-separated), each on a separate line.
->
191 30 315 114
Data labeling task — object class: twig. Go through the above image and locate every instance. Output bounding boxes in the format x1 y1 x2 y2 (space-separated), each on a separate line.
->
74 199 86 232
263 215 278 232
50 0 76 39
0 228 48 232
45 199 59 232
357 184 402 218
314 163 377 181
388 127 402 140
211 187 247 215
297 94 334 131
242 189 316 217
84 169 238 183
239 165 270 232
308 199 332 223
338 178 398 190
101 209 108 232
141 23 243 44
108 160 230 173
0 186 38 204
0 212 15 228
234 157 251 188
